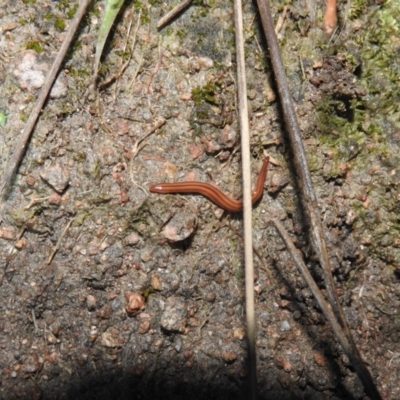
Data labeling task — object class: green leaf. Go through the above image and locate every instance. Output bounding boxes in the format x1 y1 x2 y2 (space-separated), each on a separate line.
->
94 0 124 77
0 109 7 127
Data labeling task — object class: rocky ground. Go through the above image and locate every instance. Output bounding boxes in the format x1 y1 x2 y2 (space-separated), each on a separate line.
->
0 0 399 399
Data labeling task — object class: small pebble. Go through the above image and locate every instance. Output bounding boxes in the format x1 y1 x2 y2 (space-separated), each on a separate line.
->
280 320 291 331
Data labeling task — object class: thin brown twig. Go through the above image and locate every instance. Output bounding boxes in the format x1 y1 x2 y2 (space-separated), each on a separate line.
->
0 0 90 205
255 1 382 399
47 217 75 264
157 0 193 29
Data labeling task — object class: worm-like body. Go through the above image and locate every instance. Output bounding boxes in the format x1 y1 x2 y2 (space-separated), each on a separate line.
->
149 157 269 212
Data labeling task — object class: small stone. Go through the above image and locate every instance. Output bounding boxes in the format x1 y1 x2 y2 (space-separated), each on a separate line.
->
280 320 291 331
14 238 26 249
162 212 197 242
125 292 145 316
139 320 151 334
86 295 97 311
283 359 292 372
48 192 62 205
275 355 291 372
233 327 246 340
46 332 59 344
97 305 112 319
125 232 140 246
23 354 43 373
187 143 204 160
197 56 214 69
219 124 237 148
345 209 357 225
101 328 124 348
113 118 130 136
221 351 237 363
205 291 216 303
314 352 327 367
26 176 35 186
13 51 67 98
204 139 221 154
293 310 302 320
140 251 152 262
150 274 162 291
40 163 70 193
160 296 187 333
0 226 17 240
269 172 289 194
88 326 98 342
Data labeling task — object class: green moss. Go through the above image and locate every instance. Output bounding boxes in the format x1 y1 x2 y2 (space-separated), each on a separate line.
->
56 0 71 12
192 82 218 105
21 0 36 4
54 17 66 31
348 0 367 20
67 4 78 19
133 1 150 24
234 262 244 281
9 207 37 228
72 212 88 227
19 111 28 122
68 67 89 79
73 152 87 163
176 28 187 40
25 40 43 52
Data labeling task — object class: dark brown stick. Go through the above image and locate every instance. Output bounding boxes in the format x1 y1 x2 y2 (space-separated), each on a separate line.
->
255 1 382 399
272 219 381 400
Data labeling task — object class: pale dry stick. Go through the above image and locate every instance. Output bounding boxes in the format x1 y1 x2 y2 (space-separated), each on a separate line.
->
157 0 193 29
275 5 289 35
31 309 39 333
255 1 382 398
324 0 338 35
0 0 90 204
272 219 380 393
131 119 166 159
233 1 257 399
47 217 75 264
129 119 166 195
24 196 50 210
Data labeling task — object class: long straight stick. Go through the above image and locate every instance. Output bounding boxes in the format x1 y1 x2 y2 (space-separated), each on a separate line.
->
233 0 257 398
